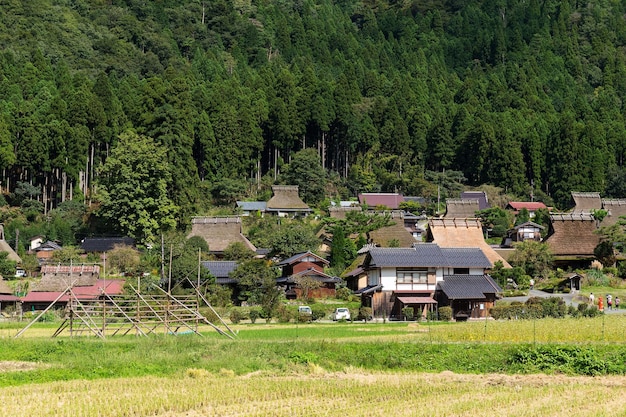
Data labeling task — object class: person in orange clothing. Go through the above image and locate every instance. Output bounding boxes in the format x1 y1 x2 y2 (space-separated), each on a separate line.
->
598 296 604 312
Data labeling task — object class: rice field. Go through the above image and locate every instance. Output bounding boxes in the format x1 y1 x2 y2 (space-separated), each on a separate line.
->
3 316 626 416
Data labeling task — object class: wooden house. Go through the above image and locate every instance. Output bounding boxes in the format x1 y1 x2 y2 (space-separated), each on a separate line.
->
21 278 124 312
435 274 502 321
544 213 601 268
32 240 63 266
501 222 545 247
276 251 341 299
461 191 489 210
187 216 257 258
0 279 19 312
236 201 267 217
358 244 499 320
80 237 135 262
427 218 511 268
266 185 311 217
444 199 480 218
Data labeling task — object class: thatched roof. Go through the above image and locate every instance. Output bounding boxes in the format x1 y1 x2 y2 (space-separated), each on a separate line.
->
33 265 100 292
328 206 361 219
545 213 600 257
266 185 310 212
368 221 417 248
427 218 511 268
601 199 626 226
0 279 13 294
571 192 601 212
444 199 480 218
187 216 256 254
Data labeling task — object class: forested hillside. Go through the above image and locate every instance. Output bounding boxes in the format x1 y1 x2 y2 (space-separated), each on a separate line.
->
1 0 626 237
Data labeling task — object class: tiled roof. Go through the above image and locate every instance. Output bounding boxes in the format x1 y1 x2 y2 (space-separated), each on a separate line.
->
461 191 489 210
277 268 341 284
514 221 545 230
507 201 547 211
441 248 492 268
80 237 135 252
201 261 238 279
437 274 502 299
22 279 125 303
236 201 267 212
358 193 404 209
366 245 491 269
278 251 328 267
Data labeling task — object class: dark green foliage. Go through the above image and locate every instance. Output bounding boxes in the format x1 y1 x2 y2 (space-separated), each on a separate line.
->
268 221 319 259
437 306 452 322
0 252 16 277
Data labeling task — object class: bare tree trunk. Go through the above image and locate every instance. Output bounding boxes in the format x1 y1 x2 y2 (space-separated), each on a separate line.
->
201 2 205 25
321 131 326 170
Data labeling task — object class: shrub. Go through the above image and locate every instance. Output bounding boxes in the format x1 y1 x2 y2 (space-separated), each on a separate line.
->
358 307 372 321
335 287 352 300
249 307 261 324
401 307 414 321
438 306 452 322
229 309 245 324
276 305 293 323
311 304 326 321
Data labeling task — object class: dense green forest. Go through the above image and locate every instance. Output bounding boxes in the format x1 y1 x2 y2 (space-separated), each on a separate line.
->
1 0 626 243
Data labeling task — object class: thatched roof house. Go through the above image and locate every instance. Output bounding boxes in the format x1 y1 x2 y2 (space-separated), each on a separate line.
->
32 265 101 292
444 199 480 218
0 224 21 263
461 191 489 210
571 192 601 213
328 206 361 219
601 199 626 226
545 213 601 262
266 185 311 216
187 216 257 256
427 218 511 268
368 221 417 248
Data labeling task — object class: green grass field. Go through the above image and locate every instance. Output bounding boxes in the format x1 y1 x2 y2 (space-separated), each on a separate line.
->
2 317 626 415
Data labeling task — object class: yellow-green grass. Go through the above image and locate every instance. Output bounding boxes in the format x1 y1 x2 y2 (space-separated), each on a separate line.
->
2 370 626 416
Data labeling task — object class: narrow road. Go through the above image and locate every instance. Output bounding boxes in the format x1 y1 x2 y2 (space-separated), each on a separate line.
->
501 289 625 314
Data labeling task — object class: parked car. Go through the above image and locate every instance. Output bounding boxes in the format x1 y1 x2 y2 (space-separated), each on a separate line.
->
332 307 351 321
298 306 312 315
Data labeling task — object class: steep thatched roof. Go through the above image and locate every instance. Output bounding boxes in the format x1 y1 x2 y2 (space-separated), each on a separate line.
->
571 192 601 213
266 185 311 212
427 218 511 268
546 213 600 257
368 221 417 248
187 216 256 254
444 199 480 218
601 199 626 226
33 265 100 292
0 279 13 294
328 206 361 219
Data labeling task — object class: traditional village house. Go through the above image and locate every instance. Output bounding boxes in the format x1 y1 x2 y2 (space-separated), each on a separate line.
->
0 279 19 313
29 236 44 251
21 264 124 311
444 198 480 218
600 199 626 226
0 224 22 264
80 237 135 259
200 260 239 302
544 213 601 268
427 218 511 268
266 185 311 217
571 191 602 213
276 251 341 299
505 201 548 218
368 211 421 248
187 216 257 258
32 240 63 266
501 222 545 248
359 244 500 320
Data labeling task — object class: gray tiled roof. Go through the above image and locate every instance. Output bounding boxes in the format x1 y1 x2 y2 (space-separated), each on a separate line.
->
440 248 492 268
367 244 491 269
236 201 267 212
80 237 135 252
437 274 502 299
201 261 237 278
278 251 328 267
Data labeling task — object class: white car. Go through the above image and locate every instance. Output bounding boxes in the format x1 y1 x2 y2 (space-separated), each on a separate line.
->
333 308 351 321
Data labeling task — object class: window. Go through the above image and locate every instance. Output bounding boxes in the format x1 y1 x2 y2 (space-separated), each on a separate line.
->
453 268 469 275
397 269 428 284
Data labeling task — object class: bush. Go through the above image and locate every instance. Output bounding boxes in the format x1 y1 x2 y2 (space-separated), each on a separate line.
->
311 304 327 321
438 306 452 322
229 308 246 324
335 287 352 301
276 305 293 323
401 306 414 321
358 307 372 321
249 307 261 324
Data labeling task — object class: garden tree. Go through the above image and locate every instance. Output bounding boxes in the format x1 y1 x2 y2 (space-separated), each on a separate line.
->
0 252 16 277
230 258 280 313
490 261 528 289
167 235 211 288
96 131 178 245
222 242 256 262
508 240 554 279
209 178 247 206
329 225 353 271
106 244 141 276
515 208 530 226
595 222 626 254
51 246 83 264
475 207 512 238
269 221 319 260
279 148 327 205
594 241 617 268
292 275 321 302
532 208 551 229
323 211 393 237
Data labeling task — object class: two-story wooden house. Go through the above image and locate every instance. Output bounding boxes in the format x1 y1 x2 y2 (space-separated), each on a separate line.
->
358 243 501 320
